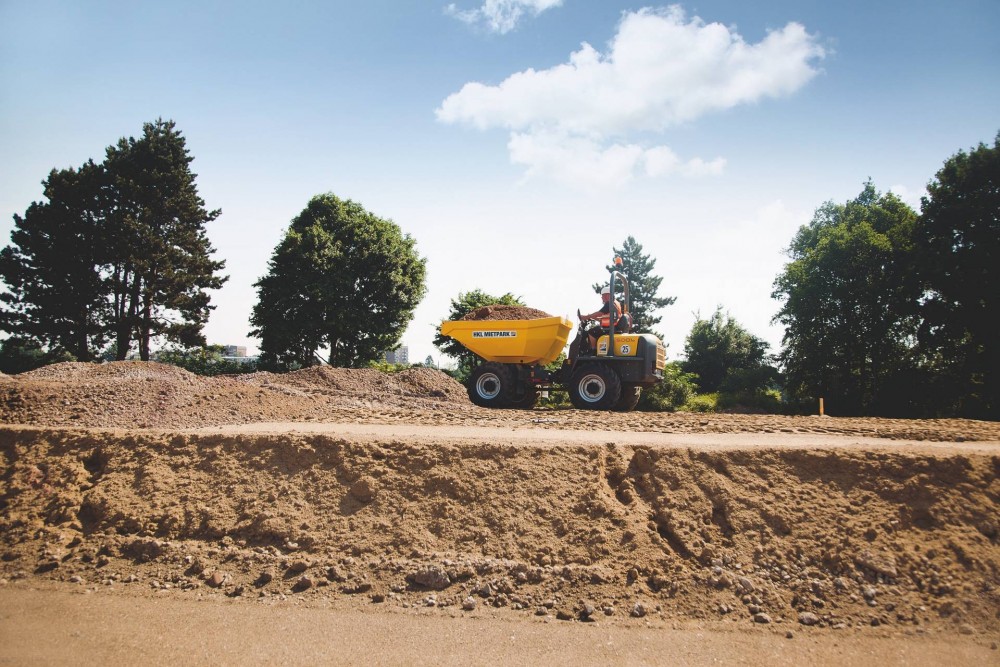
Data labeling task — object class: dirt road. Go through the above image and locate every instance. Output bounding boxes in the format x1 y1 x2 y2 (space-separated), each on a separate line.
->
2 582 996 666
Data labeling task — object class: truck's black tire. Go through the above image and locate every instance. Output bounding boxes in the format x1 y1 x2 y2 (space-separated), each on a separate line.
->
569 363 621 410
467 363 515 408
614 384 642 412
509 388 539 410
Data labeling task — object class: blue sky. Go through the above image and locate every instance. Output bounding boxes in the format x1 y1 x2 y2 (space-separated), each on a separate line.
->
1 1 998 365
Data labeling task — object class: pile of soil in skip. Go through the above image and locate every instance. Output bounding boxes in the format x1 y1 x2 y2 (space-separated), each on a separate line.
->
0 361 471 429
1 428 998 638
459 305 553 321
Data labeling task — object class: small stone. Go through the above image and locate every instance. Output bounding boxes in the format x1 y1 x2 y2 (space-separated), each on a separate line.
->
862 586 877 601
603 606 614 616
69 575 83 584
256 570 274 586
870 617 881 627
462 596 477 611
748 604 761 614
631 602 647 618
371 593 386 603
958 624 975 635
580 603 597 621
288 559 310 573
798 612 820 626
292 575 313 592
785 631 794 639
738 576 755 594
410 566 451 590
753 613 772 624
556 609 574 621
206 571 226 588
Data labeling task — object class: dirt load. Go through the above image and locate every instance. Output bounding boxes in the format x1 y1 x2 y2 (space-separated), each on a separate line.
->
1 361 999 658
459 304 553 321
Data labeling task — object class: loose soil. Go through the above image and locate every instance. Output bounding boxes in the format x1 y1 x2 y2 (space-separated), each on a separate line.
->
458 304 553 321
1 361 998 663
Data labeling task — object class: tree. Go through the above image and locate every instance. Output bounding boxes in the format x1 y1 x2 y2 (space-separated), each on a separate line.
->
772 182 920 415
593 236 675 334
0 161 109 360
433 289 524 380
0 337 75 374
0 119 226 363
103 119 227 360
916 133 1000 418
250 194 426 369
682 307 777 394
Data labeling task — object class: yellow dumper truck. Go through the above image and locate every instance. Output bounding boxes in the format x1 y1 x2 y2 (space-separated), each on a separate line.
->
439 261 666 411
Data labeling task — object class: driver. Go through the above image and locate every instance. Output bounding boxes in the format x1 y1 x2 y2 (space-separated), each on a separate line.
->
579 286 622 352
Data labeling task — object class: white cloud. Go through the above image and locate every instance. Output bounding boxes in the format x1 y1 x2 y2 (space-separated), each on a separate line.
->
888 183 924 209
438 5 825 186
445 0 563 35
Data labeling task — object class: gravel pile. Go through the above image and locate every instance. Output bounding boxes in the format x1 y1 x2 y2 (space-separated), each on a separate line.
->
0 361 470 428
459 305 552 321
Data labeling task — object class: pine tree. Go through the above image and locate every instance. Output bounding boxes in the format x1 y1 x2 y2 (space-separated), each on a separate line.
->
0 161 109 360
103 119 227 360
593 236 675 334
1 119 227 362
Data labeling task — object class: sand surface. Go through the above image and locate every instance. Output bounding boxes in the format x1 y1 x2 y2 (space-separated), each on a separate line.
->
1 362 998 664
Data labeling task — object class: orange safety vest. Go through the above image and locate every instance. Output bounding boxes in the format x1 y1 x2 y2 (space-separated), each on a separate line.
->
600 300 622 328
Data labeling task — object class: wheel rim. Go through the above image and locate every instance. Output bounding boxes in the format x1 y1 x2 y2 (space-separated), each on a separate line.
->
578 373 606 403
475 372 502 400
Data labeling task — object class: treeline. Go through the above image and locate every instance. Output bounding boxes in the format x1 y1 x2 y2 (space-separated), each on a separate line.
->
0 120 427 374
0 119 226 362
774 135 998 419
1 120 996 419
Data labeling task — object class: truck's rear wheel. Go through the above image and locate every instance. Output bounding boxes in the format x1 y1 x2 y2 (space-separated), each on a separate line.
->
614 384 642 412
467 363 514 408
569 364 621 410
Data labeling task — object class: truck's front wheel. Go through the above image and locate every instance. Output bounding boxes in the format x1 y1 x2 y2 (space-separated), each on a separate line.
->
467 363 515 408
569 363 621 410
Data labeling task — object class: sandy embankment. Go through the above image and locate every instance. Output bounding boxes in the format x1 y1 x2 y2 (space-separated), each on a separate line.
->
1 362 998 664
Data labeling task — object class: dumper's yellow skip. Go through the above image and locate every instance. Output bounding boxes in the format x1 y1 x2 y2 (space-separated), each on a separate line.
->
439 316 573 366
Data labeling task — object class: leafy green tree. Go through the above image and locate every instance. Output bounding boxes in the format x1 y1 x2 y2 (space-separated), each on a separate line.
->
915 134 999 418
682 307 777 394
772 183 920 415
594 236 675 334
433 289 524 380
0 337 75 374
251 194 426 369
155 344 258 376
103 119 227 360
637 361 698 411
0 161 109 360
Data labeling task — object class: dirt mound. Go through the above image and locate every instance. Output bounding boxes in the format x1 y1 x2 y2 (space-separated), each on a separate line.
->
1 427 997 637
0 361 470 428
19 361 198 384
460 305 552 321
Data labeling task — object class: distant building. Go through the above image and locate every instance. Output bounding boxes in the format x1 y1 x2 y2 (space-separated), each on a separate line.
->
384 346 409 365
223 345 248 357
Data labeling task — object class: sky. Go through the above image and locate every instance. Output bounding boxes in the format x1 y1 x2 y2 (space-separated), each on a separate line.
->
1 0 998 366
